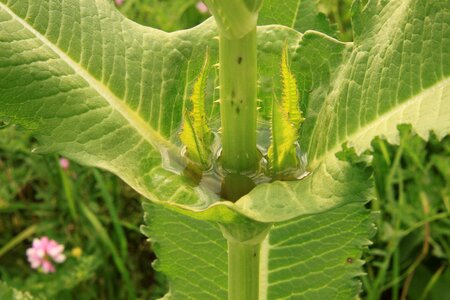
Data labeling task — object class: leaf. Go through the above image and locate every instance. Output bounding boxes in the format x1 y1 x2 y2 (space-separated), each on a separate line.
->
302 0 450 166
2 1 447 298
280 46 303 127
142 200 375 299
268 99 299 178
0 0 300 222
235 0 450 222
1 0 449 225
142 202 227 300
180 53 213 168
239 154 373 222
267 45 304 178
259 0 336 37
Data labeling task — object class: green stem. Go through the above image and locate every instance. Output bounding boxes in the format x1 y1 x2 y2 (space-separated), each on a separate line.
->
220 28 258 173
228 241 261 300
203 0 261 39
221 222 271 300
0 224 37 258
208 1 265 298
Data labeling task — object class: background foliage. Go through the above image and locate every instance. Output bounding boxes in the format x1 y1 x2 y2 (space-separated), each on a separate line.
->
0 0 448 299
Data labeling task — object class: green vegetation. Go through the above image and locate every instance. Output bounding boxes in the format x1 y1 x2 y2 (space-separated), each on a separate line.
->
364 126 450 300
0 0 448 299
0 127 167 299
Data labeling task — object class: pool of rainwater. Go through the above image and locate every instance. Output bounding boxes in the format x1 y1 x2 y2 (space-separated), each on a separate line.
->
163 123 308 202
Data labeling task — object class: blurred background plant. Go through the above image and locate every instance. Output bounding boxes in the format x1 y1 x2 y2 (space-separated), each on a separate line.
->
1 0 448 299
317 0 353 41
116 0 210 32
363 126 450 300
0 126 166 299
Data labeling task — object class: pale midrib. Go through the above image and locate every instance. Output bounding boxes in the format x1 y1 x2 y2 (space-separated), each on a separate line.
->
311 76 450 168
1 3 180 158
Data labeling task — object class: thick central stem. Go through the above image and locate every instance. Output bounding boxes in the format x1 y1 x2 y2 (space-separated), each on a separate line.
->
208 1 264 299
228 240 261 299
220 29 258 174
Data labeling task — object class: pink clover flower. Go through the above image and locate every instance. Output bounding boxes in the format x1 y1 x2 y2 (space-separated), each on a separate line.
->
59 157 70 170
26 237 66 273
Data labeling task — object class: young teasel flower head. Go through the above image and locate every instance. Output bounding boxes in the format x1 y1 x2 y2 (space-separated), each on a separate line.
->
26 237 66 274
202 0 263 39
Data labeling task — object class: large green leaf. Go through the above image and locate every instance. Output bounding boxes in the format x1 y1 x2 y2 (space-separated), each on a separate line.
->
303 0 450 165
2 0 447 298
235 0 450 222
1 0 449 225
0 0 299 223
142 200 374 299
